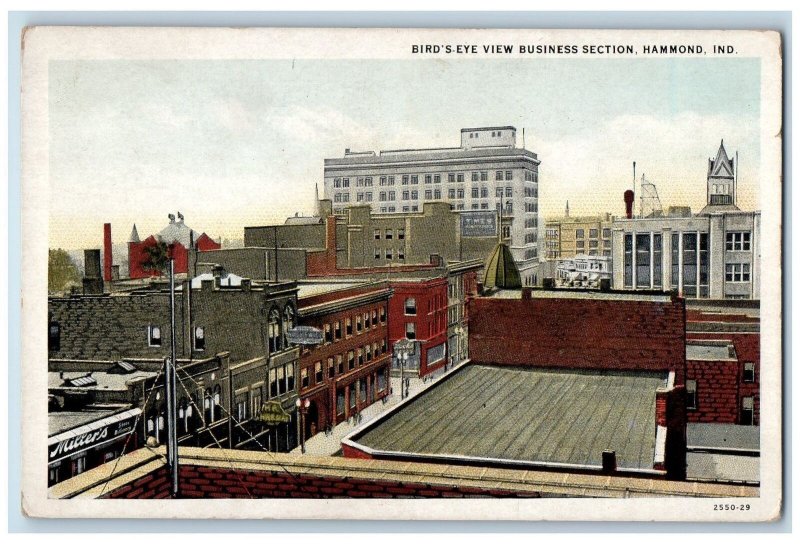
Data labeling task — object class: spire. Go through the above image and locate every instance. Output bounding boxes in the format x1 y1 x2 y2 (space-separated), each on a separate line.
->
314 183 321 217
128 223 140 243
709 140 734 178
565 200 570 218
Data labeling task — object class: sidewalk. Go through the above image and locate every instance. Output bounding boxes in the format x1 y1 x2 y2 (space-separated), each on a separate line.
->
291 359 468 456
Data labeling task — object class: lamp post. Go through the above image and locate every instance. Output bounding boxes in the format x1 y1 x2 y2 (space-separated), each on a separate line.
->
295 398 310 454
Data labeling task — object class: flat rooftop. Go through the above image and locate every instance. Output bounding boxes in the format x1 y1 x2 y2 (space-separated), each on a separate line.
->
49 369 157 392
686 342 736 361
486 288 673 303
48 409 118 436
349 365 669 471
688 423 760 453
296 282 367 299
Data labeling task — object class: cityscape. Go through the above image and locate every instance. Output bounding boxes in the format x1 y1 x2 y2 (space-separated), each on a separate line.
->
47 125 761 500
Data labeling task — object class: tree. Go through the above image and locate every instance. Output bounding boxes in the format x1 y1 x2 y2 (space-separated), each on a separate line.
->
48 249 81 294
141 239 170 276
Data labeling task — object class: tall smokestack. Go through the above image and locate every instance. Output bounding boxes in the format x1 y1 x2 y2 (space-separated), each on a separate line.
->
624 190 635 219
103 223 112 282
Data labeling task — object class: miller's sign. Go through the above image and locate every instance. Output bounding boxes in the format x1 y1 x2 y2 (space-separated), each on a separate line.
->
48 413 137 463
460 211 497 238
285 326 324 345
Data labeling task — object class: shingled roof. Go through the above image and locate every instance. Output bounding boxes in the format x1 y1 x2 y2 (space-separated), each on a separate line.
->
483 242 521 290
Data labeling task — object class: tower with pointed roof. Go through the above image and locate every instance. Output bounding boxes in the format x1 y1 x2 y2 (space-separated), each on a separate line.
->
701 140 739 214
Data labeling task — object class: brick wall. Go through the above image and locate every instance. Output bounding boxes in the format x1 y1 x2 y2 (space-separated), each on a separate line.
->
468 295 686 381
104 465 540 499
49 292 182 360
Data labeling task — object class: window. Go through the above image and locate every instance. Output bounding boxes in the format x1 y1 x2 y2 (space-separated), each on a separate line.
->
377 368 387 391
385 248 393 260
471 187 479 198
346 317 352 336
589 229 599 238
193 326 205 351
236 395 248 422
336 354 344 374
385 229 393 240
480 171 488 181
743 362 755 383
505 187 512 197
301 368 310 389
380 176 387 186
371 309 378 328
404 297 417 315
397 229 405 240
324 323 332 343
334 320 342 340
315 361 323 383
379 191 386 202
448 173 455 183
268 309 282 353
334 177 341 188
388 176 395 186
602 228 612 238
337 389 345 415
286 363 295 392
434 189 441 199
481 187 488 198
379 306 386 323
356 315 362 333
726 232 752 251
505 171 513 180
448 188 456 198
250 389 261 422
457 173 464 183
366 344 372 362
364 311 371 329
411 190 418 200
624 234 633 288
342 178 350 188
282 305 295 347
349 383 357 409
686 379 697 410
741 396 755 425
434 174 441 183
388 191 395 200
496 170 503 181
348 350 355 370
374 229 381 240
411 175 418 184
636 233 651 288
457 188 464 199
269 369 278 397
365 192 372 202
576 229 585 239
471 172 479 182
402 175 409 185
425 174 432 184
402 190 409 200
725 263 751 282
405 322 416 340
374 247 380 260
148 325 162 347
48 322 60 351
357 348 364 367
328 357 335 378
277 366 286 395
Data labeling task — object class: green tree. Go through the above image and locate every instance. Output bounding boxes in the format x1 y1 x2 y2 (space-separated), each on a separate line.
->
48 249 81 294
141 240 170 276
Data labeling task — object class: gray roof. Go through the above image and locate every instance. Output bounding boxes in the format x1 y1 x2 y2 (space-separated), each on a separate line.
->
48 409 118 436
325 146 539 167
686 342 736 361
158 220 198 247
687 423 760 452
487 288 672 303
686 452 759 484
353 365 668 471
49 369 157 392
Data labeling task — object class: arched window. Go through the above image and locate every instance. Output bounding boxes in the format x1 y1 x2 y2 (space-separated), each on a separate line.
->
282 305 296 347
204 388 213 424
213 385 222 420
268 308 282 353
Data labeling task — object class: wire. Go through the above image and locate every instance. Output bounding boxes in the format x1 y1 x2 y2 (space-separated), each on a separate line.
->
97 364 166 498
175 365 301 482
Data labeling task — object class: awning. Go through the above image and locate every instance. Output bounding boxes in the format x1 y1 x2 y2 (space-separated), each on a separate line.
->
48 408 141 464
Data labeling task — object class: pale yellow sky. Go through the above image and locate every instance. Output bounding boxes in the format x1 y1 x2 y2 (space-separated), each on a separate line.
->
48 57 761 250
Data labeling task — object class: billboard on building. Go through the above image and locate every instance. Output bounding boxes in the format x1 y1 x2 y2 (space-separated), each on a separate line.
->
460 211 497 238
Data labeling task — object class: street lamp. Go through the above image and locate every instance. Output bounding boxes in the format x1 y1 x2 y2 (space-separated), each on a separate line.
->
295 398 311 454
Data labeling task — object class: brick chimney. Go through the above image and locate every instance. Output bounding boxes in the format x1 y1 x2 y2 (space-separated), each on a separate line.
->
103 223 113 281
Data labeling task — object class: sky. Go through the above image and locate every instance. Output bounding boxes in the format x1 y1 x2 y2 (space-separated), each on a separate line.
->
48 57 762 250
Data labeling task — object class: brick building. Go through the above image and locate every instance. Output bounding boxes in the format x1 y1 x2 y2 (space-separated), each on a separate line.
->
48 273 303 455
125 213 221 280
295 281 393 439
322 126 542 285
544 212 614 259
685 304 760 425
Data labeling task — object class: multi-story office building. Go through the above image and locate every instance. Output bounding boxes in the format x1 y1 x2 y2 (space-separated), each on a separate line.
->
545 212 614 260
323 126 541 285
611 142 760 299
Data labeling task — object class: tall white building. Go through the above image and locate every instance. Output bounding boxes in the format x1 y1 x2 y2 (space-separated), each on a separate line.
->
323 126 541 285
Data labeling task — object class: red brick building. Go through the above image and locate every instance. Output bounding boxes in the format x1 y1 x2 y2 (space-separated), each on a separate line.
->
126 214 220 279
388 277 449 377
296 281 393 438
685 307 760 425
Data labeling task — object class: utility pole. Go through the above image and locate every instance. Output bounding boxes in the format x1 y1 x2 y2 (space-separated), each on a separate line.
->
166 258 180 497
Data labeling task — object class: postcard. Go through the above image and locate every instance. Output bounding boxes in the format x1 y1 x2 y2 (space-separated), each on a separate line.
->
20 26 782 521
